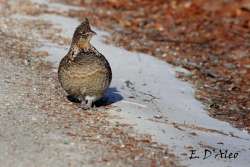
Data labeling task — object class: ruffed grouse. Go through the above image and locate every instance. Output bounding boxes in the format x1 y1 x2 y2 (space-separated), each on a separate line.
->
58 18 112 110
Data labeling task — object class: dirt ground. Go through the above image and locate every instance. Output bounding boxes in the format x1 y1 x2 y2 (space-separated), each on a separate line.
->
0 0 180 166
58 0 250 131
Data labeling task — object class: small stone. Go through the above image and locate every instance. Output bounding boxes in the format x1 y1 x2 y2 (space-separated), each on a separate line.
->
162 53 167 57
175 66 192 77
63 140 69 144
153 115 163 119
224 63 236 69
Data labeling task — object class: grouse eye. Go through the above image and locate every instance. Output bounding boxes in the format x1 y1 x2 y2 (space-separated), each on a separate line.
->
79 32 86 36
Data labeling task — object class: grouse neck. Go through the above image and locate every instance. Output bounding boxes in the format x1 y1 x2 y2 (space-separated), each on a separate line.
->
68 44 93 59
71 38 92 51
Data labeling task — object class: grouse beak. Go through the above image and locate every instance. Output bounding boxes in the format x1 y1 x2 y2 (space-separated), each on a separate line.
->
89 29 97 36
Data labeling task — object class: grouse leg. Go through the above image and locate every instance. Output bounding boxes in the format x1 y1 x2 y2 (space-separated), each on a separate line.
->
76 100 88 112
82 100 91 109
86 99 93 109
86 96 97 110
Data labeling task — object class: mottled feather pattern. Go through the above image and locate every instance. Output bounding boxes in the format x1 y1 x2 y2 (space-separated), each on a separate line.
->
58 46 112 101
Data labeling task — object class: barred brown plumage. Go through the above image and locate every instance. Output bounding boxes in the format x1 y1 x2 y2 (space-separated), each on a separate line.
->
58 18 112 110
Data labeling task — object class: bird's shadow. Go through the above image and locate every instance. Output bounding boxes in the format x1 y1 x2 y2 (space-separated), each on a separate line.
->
66 87 123 107
95 87 123 107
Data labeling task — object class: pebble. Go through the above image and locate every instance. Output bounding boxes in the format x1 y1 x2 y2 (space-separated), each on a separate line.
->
153 115 163 119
